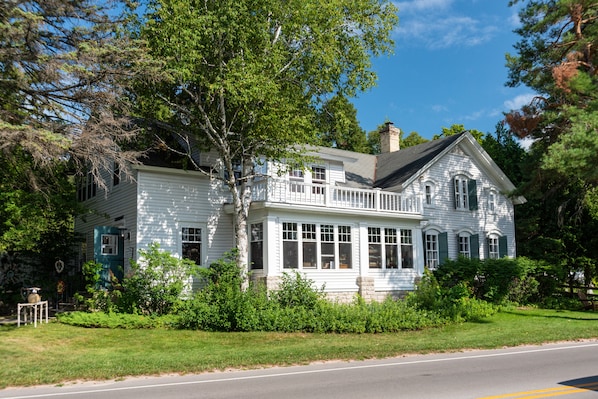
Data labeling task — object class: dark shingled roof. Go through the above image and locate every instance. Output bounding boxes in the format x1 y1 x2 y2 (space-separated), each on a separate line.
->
374 132 465 190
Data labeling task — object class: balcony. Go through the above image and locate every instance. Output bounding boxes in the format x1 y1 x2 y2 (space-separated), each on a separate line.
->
251 178 421 215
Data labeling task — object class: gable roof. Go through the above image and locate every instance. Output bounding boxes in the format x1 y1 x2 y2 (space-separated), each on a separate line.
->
374 133 464 190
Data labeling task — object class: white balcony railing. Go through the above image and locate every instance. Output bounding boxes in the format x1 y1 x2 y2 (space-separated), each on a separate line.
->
251 179 421 215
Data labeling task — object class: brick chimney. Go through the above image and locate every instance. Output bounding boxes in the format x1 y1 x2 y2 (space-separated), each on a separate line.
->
380 121 400 153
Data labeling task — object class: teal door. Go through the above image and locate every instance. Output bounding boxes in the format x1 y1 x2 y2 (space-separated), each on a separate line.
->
94 226 124 289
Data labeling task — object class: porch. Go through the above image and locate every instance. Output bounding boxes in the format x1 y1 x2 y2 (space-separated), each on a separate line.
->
251 179 422 215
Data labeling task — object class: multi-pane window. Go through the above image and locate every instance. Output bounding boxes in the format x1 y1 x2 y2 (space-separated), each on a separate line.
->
283 222 298 269
368 227 413 269
182 227 202 265
368 227 382 268
284 223 352 270
488 191 496 213
289 169 304 193
77 172 97 202
385 228 399 269
488 236 499 259
250 223 264 269
113 163 120 187
454 178 469 210
312 166 326 194
425 233 439 270
425 184 433 206
302 223 317 268
458 234 470 258
401 229 414 268
338 226 352 269
320 224 335 268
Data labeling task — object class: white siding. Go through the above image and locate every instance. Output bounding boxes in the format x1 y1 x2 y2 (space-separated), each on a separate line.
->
414 144 517 259
136 169 234 267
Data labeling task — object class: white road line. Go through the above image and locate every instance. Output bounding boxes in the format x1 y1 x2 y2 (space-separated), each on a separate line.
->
3 342 598 399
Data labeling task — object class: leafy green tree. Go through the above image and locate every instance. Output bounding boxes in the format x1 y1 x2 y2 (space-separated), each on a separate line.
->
433 124 484 143
481 121 527 186
505 0 598 283
317 95 369 153
402 131 429 148
134 0 398 273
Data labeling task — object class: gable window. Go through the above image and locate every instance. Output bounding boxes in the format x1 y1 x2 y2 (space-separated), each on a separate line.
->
425 184 433 206
283 222 298 269
454 176 478 211
312 166 326 195
182 227 202 265
250 223 264 270
488 190 496 213
302 223 317 268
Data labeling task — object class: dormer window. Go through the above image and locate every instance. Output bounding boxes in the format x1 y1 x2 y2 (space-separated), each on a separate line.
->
453 176 478 211
312 166 326 195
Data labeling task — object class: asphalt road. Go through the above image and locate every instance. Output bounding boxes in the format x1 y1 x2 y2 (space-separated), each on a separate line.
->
2 341 598 399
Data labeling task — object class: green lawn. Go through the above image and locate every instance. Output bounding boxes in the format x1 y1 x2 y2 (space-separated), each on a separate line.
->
1 308 598 388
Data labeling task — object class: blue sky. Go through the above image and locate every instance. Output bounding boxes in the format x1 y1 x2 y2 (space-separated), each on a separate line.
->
352 0 536 140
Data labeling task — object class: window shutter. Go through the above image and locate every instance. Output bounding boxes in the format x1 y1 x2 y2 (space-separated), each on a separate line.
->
452 178 458 209
422 231 427 264
499 236 508 258
438 232 449 265
468 179 478 210
470 234 480 259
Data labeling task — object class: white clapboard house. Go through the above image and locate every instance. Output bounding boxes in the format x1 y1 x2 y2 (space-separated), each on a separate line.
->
74 123 524 301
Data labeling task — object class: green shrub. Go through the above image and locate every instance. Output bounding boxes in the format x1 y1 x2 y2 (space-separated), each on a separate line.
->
57 311 176 329
272 271 325 310
75 261 121 313
119 243 199 316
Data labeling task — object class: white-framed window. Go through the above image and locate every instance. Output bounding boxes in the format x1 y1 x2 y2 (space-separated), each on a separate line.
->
454 177 469 210
77 171 97 202
312 166 326 194
488 236 499 259
283 222 299 269
250 223 264 270
302 223 317 268
424 183 435 206
425 232 439 270
401 229 414 269
289 169 304 193
182 227 202 265
458 233 470 258
101 234 118 255
453 176 478 211
338 225 352 269
368 227 382 268
488 190 496 213
283 223 352 270
368 227 413 269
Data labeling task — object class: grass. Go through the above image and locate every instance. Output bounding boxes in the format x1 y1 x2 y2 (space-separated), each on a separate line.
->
1 307 598 388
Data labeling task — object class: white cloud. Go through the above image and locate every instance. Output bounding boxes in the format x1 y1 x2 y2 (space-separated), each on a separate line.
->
394 1 499 49
395 0 453 14
432 104 449 113
504 93 536 111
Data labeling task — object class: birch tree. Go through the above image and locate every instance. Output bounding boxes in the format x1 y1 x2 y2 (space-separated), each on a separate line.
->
135 0 398 274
